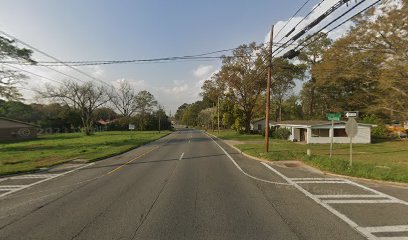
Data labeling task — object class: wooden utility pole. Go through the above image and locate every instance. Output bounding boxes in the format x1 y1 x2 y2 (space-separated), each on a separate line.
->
265 25 274 152
217 96 220 134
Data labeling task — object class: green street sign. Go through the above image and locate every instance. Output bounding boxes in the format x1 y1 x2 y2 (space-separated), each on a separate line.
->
326 113 341 121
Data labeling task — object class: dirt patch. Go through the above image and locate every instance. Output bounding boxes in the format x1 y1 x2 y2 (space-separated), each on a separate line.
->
284 162 302 168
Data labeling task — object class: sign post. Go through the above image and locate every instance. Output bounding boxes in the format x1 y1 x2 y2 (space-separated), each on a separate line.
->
326 113 341 158
129 124 135 139
345 118 358 167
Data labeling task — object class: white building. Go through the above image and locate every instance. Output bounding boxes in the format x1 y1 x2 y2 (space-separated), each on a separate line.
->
271 120 375 144
250 118 271 132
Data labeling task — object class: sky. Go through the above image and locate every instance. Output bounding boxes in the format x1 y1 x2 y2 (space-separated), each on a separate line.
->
0 0 393 115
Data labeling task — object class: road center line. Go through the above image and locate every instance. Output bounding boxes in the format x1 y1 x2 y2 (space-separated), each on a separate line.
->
107 134 177 175
179 152 184 161
107 146 159 175
204 132 291 186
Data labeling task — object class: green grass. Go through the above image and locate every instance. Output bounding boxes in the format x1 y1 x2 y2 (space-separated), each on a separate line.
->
210 130 263 141
0 131 170 176
213 130 408 183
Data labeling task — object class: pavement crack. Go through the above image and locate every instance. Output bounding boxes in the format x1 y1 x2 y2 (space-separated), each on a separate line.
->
0 176 101 231
255 183 305 240
130 158 180 239
70 205 109 240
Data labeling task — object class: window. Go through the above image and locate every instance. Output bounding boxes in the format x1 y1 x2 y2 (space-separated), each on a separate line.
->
334 129 347 137
311 129 329 137
257 124 262 130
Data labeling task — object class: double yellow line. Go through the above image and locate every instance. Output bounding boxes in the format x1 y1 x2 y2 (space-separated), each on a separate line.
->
107 136 174 175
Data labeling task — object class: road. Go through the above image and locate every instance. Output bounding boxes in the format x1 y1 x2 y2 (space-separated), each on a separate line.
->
1 129 407 240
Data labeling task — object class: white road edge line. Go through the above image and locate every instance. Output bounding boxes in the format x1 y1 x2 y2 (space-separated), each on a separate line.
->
179 152 184 161
0 162 95 199
261 162 378 240
316 194 386 199
323 199 400 204
295 181 348 184
344 179 408 206
290 178 344 181
362 225 408 233
204 132 292 186
376 237 408 240
10 174 59 179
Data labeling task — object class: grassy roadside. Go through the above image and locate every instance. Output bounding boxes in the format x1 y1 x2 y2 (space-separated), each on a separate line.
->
0 131 170 176
213 130 408 183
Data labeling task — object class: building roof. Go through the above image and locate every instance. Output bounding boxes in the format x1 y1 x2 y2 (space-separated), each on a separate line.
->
0 117 38 128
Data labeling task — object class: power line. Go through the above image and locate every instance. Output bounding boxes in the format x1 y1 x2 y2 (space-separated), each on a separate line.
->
1 63 63 84
294 0 382 54
273 0 357 56
276 0 379 58
0 29 111 87
0 43 297 66
274 0 327 48
274 0 314 41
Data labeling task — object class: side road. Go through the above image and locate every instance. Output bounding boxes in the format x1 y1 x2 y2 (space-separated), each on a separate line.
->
206 132 408 239
208 131 408 197
209 132 408 188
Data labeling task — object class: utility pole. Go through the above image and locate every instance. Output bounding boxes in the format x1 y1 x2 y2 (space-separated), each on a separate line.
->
217 96 220 134
265 25 274 152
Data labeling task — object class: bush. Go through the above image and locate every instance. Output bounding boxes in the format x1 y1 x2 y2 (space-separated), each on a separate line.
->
272 127 291 140
361 114 389 138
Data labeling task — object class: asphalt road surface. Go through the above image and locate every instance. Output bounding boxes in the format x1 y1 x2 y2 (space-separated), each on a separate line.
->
1 129 407 240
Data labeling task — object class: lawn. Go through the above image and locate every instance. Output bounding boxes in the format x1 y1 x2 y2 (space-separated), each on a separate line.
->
213 130 408 183
210 130 264 141
0 131 170 176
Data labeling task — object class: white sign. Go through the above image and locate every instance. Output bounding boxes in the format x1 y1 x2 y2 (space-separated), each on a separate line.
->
345 118 358 138
128 124 135 130
345 118 358 167
345 111 359 118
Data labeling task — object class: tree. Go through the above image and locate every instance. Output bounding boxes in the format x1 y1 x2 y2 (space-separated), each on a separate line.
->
310 2 407 120
363 2 408 120
0 36 36 100
281 95 304 120
111 80 136 117
31 103 82 131
312 38 383 115
93 107 117 121
297 33 332 117
175 103 189 123
271 57 305 121
42 80 112 135
134 90 157 130
198 107 214 129
0 99 33 122
216 43 267 132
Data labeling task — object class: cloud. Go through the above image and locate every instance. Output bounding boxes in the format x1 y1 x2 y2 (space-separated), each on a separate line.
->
264 0 388 57
112 78 146 91
193 65 214 78
160 80 189 95
89 66 105 79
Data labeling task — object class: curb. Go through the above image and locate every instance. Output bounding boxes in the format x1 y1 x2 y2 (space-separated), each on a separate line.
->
207 132 408 188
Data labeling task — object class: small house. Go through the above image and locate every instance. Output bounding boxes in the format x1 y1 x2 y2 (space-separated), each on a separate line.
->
0 117 37 141
272 120 375 144
250 118 271 132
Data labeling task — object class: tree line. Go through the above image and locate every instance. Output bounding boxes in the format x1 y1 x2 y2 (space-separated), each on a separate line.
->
175 2 407 133
0 37 170 135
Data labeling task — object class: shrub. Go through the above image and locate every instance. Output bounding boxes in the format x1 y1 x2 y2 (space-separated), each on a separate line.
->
361 114 388 138
272 127 291 140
